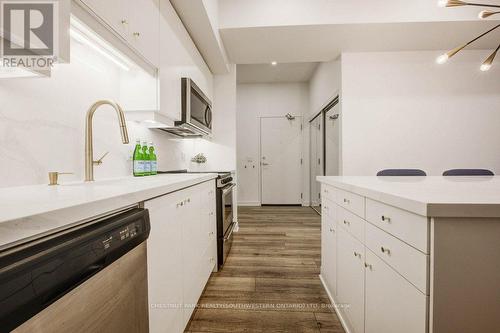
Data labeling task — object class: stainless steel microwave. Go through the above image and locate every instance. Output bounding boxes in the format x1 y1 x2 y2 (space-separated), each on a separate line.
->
162 78 212 137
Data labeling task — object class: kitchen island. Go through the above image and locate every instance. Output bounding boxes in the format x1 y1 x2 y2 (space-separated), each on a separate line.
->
317 176 500 333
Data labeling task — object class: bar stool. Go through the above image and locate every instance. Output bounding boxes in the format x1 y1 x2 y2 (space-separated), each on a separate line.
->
377 169 427 176
442 169 494 176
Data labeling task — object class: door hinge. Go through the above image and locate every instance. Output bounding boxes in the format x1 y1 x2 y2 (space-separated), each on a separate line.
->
301 193 303 199
300 158 303 165
300 124 303 130
318 158 321 165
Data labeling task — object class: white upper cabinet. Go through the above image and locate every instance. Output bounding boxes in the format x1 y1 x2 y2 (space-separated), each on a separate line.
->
81 0 129 37
80 0 159 68
128 0 160 67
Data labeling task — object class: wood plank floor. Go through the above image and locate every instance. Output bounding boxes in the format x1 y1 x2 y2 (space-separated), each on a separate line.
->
185 206 345 333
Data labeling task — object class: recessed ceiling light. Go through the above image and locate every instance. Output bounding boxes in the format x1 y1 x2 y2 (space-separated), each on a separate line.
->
271 61 278 66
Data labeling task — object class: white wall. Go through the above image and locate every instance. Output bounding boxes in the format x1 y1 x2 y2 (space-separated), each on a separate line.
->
192 64 237 172
341 50 500 176
309 58 341 116
0 2 236 188
236 83 309 205
309 58 342 179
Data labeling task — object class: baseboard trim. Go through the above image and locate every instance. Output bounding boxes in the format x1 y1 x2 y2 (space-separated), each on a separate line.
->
319 274 352 333
237 202 261 206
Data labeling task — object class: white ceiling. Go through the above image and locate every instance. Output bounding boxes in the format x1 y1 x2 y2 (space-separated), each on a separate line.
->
218 0 487 28
172 0 500 82
221 20 500 64
237 62 319 83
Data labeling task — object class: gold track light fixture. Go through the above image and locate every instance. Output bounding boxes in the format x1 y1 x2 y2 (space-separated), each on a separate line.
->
436 0 500 71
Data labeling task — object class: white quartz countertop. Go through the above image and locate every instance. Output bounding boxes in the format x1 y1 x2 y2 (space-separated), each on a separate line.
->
0 174 217 250
317 176 500 218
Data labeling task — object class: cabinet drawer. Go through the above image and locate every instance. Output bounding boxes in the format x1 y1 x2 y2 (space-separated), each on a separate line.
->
336 189 365 218
365 250 427 333
322 184 337 203
365 199 428 253
337 206 365 243
365 222 428 294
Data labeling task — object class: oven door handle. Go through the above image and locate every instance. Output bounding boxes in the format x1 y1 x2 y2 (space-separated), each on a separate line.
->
222 183 235 195
223 223 235 242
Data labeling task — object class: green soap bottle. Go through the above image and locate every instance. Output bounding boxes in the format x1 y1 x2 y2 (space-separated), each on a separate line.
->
142 141 151 176
149 142 157 175
133 139 144 177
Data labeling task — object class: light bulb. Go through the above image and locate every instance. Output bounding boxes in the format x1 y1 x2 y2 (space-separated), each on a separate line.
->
436 54 449 64
437 0 448 7
478 10 497 19
480 63 491 71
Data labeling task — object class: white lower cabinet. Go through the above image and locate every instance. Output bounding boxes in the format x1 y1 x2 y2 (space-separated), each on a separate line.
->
145 180 216 333
145 189 184 333
320 185 428 333
321 199 337 295
337 227 365 333
365 250 427 333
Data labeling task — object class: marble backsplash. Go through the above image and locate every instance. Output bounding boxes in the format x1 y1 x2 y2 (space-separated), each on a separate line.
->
0 40 198 188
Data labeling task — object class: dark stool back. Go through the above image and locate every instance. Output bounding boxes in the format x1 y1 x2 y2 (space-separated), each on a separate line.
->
377 169 427 176
442 169 494 176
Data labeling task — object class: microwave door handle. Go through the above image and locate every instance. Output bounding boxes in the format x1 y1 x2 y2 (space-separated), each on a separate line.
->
204 106 212 127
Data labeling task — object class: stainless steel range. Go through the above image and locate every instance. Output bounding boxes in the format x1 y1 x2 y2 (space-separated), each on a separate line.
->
157 170 235 270
215 172 235 270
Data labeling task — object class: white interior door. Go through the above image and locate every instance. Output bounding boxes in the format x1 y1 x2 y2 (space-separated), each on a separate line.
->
260 116 302 205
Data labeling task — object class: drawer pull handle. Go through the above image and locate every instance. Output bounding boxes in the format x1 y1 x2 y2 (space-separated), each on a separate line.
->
353 251 361 258
381 215 391 222
343 198 350 204
343 220 350 226
364 263 373 270
381 246 391 255
329 228 335 233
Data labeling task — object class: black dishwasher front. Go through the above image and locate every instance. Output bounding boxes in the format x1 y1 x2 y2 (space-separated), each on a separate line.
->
0 208 150 333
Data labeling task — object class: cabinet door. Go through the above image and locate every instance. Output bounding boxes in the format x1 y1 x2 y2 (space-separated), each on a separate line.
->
201 181 217 266
145 190 185 333
182 186 205 326
81 0 129 37
337 227 365 333
128 0 160 67
321 201 337 296
365 250 427 333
